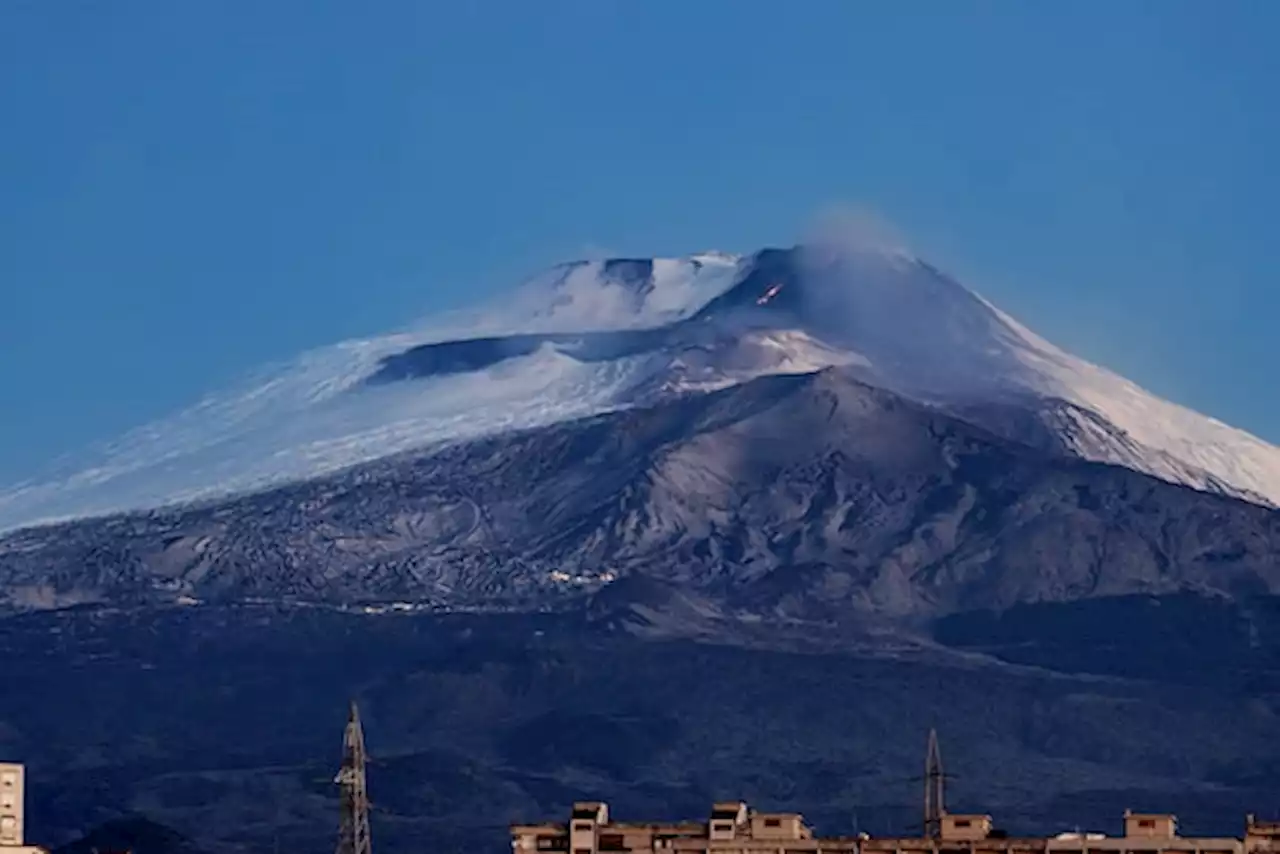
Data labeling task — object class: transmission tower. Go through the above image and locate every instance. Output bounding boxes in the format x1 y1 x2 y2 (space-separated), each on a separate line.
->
923 728 945 839
335 701 373 854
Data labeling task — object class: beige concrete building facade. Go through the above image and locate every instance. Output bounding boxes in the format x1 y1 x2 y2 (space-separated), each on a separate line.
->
512 801 853 854
0 763 47 854
513 802 1280 854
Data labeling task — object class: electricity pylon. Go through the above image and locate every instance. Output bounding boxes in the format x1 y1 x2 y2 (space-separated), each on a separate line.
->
923 728 945 839
335 701 372 854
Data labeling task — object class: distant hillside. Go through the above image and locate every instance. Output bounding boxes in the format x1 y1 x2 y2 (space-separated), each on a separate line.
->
52 816 206 854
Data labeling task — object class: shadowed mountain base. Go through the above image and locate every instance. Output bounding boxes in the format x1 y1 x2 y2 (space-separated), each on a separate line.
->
4 603 1280 854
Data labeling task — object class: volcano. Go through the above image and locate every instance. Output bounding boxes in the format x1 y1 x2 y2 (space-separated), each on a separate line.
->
1 243 1276 537
1 242 1277 616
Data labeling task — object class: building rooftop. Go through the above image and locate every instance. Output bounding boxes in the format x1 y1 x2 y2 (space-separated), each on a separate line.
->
512 801 1280 853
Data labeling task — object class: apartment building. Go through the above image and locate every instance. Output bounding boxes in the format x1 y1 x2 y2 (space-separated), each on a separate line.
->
861 810 1254 854
512 801 858 854
512 802 1280 854
0 763 46 854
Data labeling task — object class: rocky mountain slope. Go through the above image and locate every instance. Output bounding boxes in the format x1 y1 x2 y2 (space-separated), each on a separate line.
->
2 369 1276 620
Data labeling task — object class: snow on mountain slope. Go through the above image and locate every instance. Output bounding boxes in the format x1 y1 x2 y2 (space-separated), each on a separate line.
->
0 346 669 532
0 256 744 533
986 304 1280 505
774 245 1280 506
0 242 1276 535
495 253 742 333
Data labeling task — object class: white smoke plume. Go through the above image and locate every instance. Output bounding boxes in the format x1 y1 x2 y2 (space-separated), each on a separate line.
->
800 204 913 261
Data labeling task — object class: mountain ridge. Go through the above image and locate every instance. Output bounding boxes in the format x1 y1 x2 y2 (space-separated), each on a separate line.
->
2 244 1277 535
2 367 1276 620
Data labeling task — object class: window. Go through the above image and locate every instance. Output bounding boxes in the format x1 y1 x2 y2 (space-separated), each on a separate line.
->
1139 820 1155 829
954 820 972 828
598 834 625 850
574 849 592 854
764 819 782 829
712 823 733 832
0 792 12 808
574 823 594 832
0 774 14 788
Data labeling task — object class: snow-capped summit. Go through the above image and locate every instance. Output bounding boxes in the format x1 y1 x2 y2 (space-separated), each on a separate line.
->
492 253 744 333
0 243 1276 534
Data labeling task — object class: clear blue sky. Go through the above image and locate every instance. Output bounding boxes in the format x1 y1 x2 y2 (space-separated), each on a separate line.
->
2 1 1278 481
